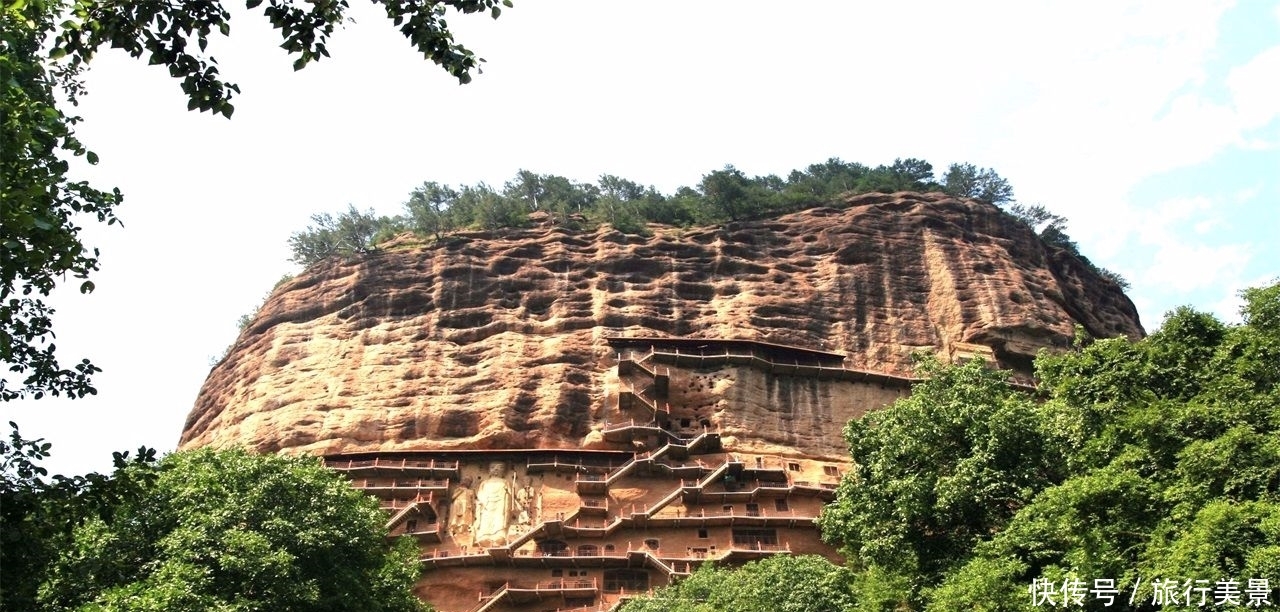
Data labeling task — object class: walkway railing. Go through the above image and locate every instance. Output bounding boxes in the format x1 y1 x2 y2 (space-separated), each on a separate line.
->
352 477 450 491
327 457 460 473
470 579 600 612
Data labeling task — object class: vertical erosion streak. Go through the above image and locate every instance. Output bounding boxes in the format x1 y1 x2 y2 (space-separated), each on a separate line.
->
768 373 798 449
922 229 966 362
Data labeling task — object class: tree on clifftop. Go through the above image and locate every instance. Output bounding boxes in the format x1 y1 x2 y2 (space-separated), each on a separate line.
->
941 162 1014 205
1 0 508 402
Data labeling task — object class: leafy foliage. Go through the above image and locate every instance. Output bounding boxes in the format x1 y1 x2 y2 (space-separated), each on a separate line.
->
54 0 511 118
1001 202 1130 289
619 556 856 612
405 181 461 240
288 157 1126 294
817 356 1061 607
1 422 156 611
288 204 402 266
2 0 504 403
941 162 1014 205
1 0 119 401
816 280 1280 611
32 447 427 612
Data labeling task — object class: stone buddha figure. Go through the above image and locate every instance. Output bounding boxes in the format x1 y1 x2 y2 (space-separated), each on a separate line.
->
447 478 475 537
472 461 514 547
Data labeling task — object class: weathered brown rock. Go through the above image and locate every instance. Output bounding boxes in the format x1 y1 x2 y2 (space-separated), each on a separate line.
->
179 191 1143 611
180 191 1142 458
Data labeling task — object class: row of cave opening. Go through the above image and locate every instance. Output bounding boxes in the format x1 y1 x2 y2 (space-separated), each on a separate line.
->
533 527 780 557
400 498 796 534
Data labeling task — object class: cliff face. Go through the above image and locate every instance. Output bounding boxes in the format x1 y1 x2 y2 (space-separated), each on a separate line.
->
179 192 1143 457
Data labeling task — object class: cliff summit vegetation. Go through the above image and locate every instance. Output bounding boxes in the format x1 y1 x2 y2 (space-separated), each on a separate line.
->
286 159 1128 289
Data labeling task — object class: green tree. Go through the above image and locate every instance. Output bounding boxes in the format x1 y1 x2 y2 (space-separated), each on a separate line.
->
1001 202 1131 290
36 447 428 612
1 1 119 401
697 165 781 222
941 162 1014 205
888 158 936 189
1005 202 1068 241
593 194 648 235
2 0 506 403
699 165 753 221
818 356 1061 607
405 181 460 240
54 0 510 117
923 282 1280 610
457 183 525 230
783 158 871 207
593 174 660 233
288 204 385 266
619 556 856 612
1 422 157 611
540 174 598 216
857 158 937 193
504 169 545 211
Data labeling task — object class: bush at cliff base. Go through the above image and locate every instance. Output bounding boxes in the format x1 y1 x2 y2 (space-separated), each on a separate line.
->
33 448 428 612
816 280 1280 611
619 555 856 612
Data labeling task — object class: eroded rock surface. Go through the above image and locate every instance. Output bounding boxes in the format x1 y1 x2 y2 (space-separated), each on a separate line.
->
179 192 1143 457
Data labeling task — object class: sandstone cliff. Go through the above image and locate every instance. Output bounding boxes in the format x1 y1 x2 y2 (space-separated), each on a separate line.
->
179 192 1143 457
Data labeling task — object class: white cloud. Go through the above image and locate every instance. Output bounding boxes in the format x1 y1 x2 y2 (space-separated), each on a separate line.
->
1228 45 1280 132
1209 273 1278 324
1126 194 1254 324
1141 242 1253 294
988 2 1236 233
1235 185 1264 202
1194 218 1224 234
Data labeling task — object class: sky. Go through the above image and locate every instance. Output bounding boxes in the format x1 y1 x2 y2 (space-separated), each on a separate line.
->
8 0 1279 477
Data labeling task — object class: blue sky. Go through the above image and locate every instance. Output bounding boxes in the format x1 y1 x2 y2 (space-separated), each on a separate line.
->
8 0 1278 476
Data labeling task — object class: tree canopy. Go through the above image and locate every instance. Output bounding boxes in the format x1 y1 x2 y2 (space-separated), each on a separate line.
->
285 159 1128 292
2 1 119 401
817 356 1061 598
3 443 428 612
619 556 856 612
620 281 1279 612
815 280 1280 610
1 0 506 403
0 422 156 611
940 162 1014 205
